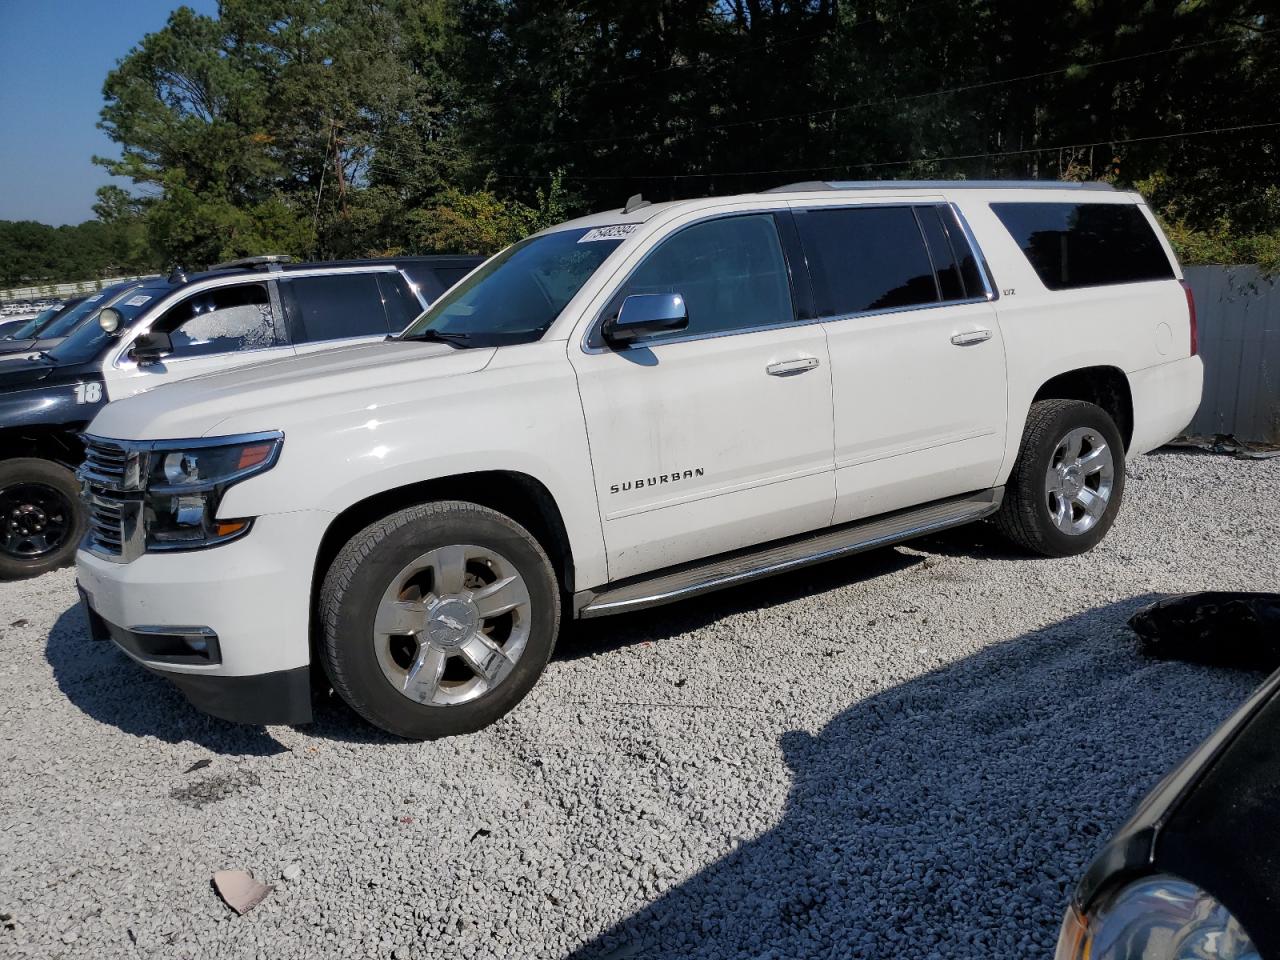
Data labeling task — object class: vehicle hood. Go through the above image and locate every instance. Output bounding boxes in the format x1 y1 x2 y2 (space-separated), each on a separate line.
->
0 338 40 356
89 340 496 440
1074 665 1280 956
0 355 56 388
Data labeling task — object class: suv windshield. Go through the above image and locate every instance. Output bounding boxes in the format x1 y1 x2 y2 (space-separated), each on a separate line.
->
47 285 172 364
7 305 66 339
399 228 625 347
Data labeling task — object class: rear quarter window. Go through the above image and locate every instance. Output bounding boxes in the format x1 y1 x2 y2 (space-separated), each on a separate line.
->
990 202 1174 290
283 273 392 343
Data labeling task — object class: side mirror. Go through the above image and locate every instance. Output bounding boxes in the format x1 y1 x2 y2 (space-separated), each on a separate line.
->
602 293 689 347
130 330 173 365
98 307 123 335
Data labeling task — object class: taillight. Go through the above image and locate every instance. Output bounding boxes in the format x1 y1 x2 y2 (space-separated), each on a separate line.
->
1181 280 1198 356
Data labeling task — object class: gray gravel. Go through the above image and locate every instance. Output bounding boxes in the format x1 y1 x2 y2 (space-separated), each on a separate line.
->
1 450 1277 959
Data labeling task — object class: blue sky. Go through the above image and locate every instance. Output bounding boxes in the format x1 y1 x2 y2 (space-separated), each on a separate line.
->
0 0 217 225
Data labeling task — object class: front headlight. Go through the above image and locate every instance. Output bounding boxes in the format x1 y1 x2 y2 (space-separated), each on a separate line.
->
1055 875 1259 960
144 434 282 550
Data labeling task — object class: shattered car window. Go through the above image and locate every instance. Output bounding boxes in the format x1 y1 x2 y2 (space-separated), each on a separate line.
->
161 283 281 359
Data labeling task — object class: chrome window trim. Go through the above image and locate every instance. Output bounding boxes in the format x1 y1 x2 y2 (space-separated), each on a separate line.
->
394 269 432 312
947 202 998 301
583 315 828 354
581 200 997 354
579 208 800 355
109 266 403 371
817 295 992 329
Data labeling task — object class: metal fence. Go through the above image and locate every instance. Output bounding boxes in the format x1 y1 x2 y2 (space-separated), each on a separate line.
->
1183 265 1280 444
0 275 149 304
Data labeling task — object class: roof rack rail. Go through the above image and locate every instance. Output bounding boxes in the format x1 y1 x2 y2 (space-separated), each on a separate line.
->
207 254 295 272
764 179 1118 193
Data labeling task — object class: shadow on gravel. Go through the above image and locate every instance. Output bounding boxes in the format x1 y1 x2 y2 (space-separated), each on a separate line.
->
45 603 290 755
908 520 1032 562
44 548 928 751
560 547 926 660
568 594 1264 960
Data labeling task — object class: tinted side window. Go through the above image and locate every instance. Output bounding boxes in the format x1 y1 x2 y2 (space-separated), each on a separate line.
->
797 206 939 316
940 205 988 298
916 205 966 301
990 202 1174 290
285 273 390 343
397 263 445 302
608 214 794 340
155 283 281 359
433 267 473 291
378 273 423 331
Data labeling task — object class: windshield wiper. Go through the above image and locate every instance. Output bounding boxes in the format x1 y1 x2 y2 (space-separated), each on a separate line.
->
397 329 473 347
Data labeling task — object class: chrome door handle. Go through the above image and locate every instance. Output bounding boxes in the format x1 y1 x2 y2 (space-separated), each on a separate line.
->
950 329 993 346
766 357 821 376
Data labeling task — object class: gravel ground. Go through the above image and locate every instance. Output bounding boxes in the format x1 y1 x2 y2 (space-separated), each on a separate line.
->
1 450 1277 959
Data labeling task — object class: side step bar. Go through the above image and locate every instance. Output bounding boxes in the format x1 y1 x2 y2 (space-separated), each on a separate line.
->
575 487 1003 619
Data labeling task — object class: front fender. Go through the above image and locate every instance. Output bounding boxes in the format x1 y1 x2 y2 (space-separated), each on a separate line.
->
215 349 610 589
0 375 106 431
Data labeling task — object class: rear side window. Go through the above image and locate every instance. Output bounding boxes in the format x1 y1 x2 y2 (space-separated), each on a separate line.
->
378 273 423 331
284 273 391 343
433 267 473 290
796 206 939 316
990 202 1174 290
916 206 966 301
606 213 794 341
154 283 282 359
397 263 478 303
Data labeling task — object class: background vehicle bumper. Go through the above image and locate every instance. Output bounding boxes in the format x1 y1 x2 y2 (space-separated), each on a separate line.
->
1128 355 1204 455
76 509 331 721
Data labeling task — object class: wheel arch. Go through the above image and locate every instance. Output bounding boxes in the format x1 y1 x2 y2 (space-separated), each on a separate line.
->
0 425 86 469
309 470 577 656
1032 365 1134 451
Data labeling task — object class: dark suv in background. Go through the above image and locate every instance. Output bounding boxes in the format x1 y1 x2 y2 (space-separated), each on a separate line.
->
0 253 484 579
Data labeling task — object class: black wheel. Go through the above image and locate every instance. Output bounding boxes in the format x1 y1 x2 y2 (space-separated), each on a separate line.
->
0 458 85 580
319 500 560 739
993 399 1127 558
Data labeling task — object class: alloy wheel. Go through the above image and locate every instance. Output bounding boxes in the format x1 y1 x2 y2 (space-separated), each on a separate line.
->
372 543 532 706
1044 427 1115 536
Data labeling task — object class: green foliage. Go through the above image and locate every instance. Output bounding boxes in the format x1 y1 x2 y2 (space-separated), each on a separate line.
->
0 190 159 288
404 171 574 255
1137 172 1280 271
22 0 1279 275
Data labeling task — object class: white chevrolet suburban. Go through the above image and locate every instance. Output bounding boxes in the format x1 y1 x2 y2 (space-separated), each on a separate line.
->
76 181 1202 739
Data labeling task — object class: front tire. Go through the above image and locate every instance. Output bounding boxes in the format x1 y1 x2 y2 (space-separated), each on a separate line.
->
319 500 560 739
994 399 1126 557
0 458 86 580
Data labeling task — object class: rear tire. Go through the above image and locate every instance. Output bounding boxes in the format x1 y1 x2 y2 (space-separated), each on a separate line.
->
0 458 85 580
994 399 1126 557
319 500 560 739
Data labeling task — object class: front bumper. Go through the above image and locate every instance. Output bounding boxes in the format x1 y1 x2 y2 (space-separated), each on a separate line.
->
76 509 332 724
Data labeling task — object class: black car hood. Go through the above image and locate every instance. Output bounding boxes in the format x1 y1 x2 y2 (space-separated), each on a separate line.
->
0 335 67 357
0 338 40 356
0 356 56 388
1157 672 1280 957
1075 667 1280 956
0 355 106 429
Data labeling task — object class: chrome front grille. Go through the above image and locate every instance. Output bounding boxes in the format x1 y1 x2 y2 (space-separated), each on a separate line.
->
87 494 125 555
82 438 130 487
79 436 146 562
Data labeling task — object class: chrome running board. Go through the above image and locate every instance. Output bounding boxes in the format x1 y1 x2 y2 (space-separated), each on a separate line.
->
575 487 1003 619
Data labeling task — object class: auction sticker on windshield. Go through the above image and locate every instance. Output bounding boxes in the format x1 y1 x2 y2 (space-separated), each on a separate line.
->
578 224 638 243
